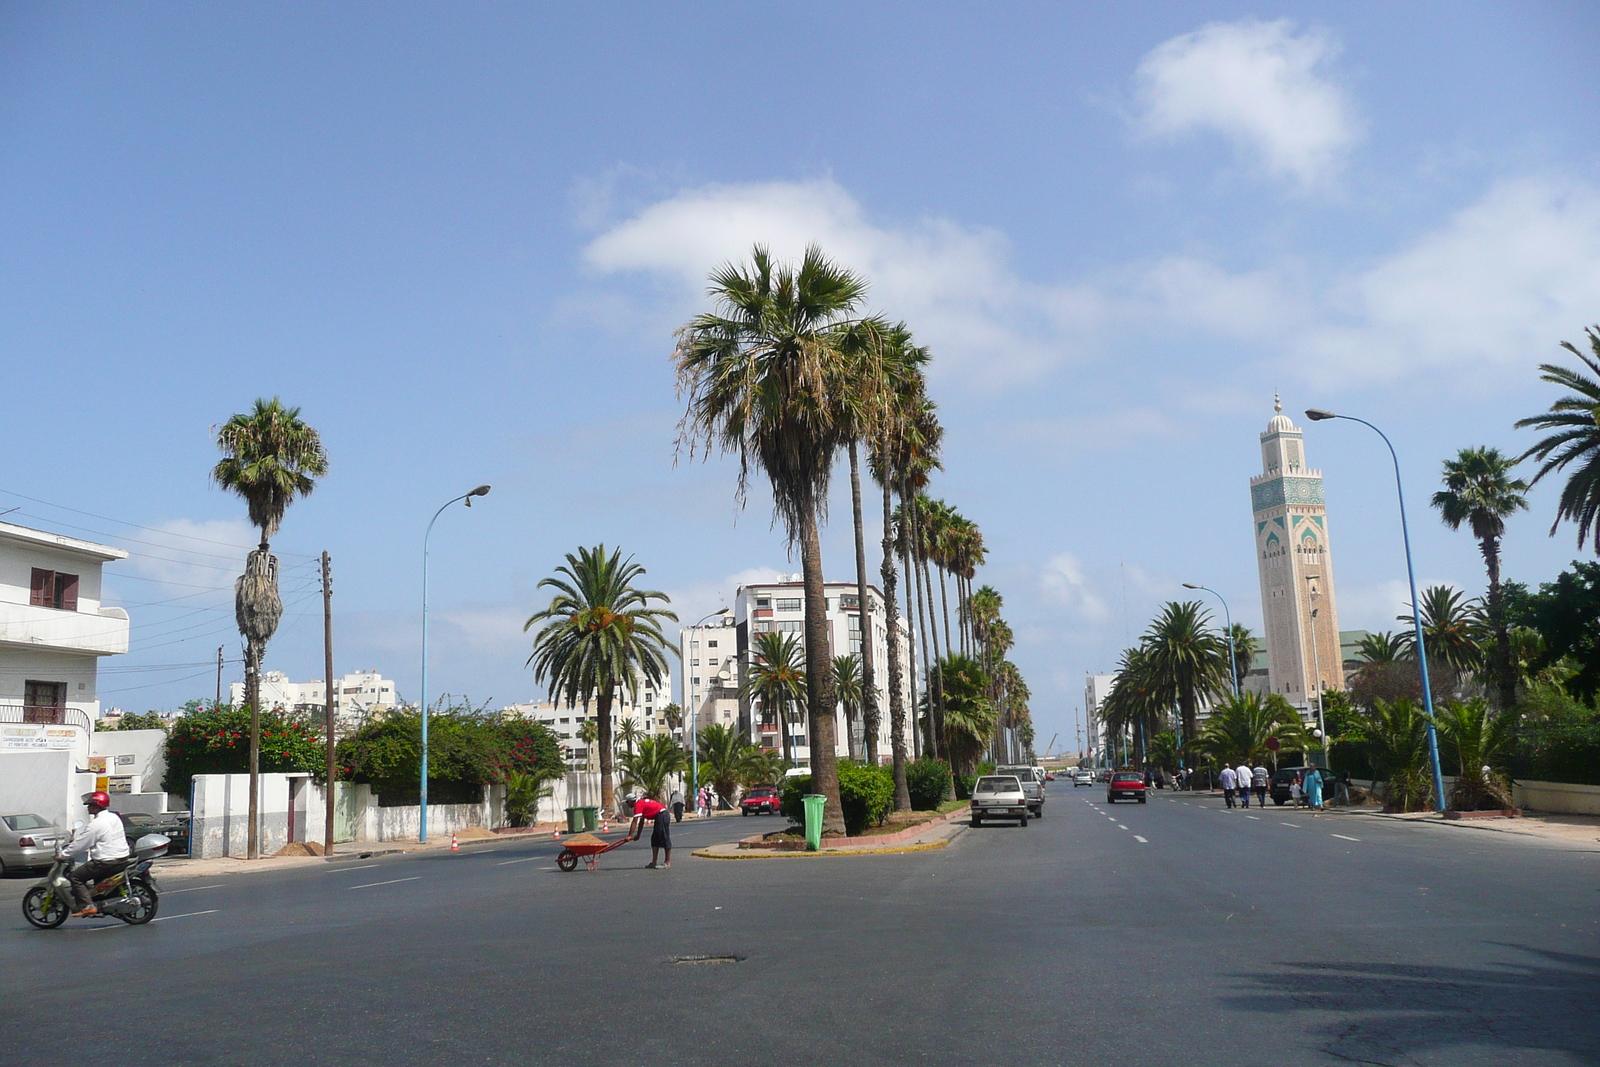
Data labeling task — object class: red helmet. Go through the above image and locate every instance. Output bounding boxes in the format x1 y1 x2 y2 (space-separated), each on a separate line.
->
85 791 111 810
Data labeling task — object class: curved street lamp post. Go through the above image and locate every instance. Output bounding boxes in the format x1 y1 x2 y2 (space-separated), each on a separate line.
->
1305 409 1446 813
420 484 490 843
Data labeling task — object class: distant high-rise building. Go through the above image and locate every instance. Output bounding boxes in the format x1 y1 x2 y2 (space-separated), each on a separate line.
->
1250 398 1343 710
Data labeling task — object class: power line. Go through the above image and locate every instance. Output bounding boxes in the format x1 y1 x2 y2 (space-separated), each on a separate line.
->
0 488 317 560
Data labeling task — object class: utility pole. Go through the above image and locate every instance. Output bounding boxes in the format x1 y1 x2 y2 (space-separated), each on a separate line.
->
322 551 335 856
215 646 224 708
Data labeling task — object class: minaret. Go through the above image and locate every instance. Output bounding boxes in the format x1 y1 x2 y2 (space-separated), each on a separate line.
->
1250 396 1343 709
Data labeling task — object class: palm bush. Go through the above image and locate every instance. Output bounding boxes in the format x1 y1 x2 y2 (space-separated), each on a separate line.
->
696 722 760 802
1436 698 1516 811
617 734 688 802
929 654 994 778
1363 698 1435 812
1193 692 1308 766
504 771 555 828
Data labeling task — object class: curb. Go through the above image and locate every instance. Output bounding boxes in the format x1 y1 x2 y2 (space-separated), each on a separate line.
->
692 837 951 860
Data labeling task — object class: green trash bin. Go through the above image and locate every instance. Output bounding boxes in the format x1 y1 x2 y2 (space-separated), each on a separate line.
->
564 807 581 834
578 806 599 833
802 794 826 851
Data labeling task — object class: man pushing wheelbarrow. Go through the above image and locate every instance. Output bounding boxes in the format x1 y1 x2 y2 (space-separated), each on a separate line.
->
630 796 672 869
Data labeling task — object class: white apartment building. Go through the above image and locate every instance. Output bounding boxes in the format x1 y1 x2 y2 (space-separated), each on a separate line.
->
503 671 669 764
1083 673 1116 767
680 611 739 743
229 668 399 722
733 575 913 767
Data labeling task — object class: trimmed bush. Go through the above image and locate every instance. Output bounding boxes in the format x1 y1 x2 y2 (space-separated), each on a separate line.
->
164 704 323 798
1510 721 1600 786
905 758 952 811
778 763 895 835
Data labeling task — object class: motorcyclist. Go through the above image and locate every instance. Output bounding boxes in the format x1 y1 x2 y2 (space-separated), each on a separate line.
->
63 791 130 918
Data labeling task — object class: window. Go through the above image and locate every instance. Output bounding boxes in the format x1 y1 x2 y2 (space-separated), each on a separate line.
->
29 569 79 611
775 620 802 633
756 597 770 608
847 615 861 631
23 680 65 723
708 640 718 648
693 677 701 685
775 597 801 611
841 594 860 608
559 717 570 724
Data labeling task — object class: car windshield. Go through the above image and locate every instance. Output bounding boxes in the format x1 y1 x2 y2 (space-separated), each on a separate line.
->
977 777 1019 792
997 767 1034 781
1112 773 1142 783
3 814 49 831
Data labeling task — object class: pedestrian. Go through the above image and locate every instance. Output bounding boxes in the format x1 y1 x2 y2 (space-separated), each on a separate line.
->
631 795 673 869
1235 762 1253 809
1252 763 1269 807
696 787 708 818
1219 764 1238 808
1290 775 1303 807
708 785 719 813
1335 770 1352 807
1304 767 1324 813
670 787 684 824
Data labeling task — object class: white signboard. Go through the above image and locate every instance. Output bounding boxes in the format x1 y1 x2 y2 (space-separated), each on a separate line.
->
0 725 77 750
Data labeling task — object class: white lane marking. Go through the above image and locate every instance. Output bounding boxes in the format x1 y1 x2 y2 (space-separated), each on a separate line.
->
332 864 382 873
1282 823 1303 829
346 877 421 890
1331 833 1361 842
497 857 541 865
153 909 219 922
1133 835 1148 843
1117 824 1128 830
1245 815 1260 820
466 848 500 855
163 884 224 894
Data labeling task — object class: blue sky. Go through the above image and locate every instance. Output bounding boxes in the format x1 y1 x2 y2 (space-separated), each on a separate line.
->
4 3 1598 749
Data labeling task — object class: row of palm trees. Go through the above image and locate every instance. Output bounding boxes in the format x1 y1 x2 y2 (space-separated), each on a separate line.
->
673 243 1025 830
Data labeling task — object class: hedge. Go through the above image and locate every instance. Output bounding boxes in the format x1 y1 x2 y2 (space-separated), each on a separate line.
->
905 758 952 811
1509 722 1600 786
163 705 323 797
336 710 562 799
779 763 895 835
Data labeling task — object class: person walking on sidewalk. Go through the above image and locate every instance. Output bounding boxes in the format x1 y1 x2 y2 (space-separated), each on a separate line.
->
1252 764 1269 807
1219 765 1238 808
1304 767 1324 813
670 787 684 823
1235 763 1254 809
1334 770 1352 807
631 797 672 869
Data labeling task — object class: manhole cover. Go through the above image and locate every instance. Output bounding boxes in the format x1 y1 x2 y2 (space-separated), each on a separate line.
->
670 954 744 965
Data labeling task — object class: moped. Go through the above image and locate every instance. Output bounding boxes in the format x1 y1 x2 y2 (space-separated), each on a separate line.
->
21 823 168 929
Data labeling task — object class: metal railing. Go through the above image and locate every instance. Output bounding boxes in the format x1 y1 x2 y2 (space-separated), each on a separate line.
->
0 704 94 732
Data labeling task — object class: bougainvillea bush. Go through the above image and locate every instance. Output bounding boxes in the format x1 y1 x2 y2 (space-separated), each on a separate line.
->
162 703 324 797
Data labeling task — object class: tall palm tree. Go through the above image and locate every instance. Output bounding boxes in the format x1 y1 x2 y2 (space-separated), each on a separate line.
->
1356 631 1408 664
675 244 875 834
745 631 807 770
1514 326 1600 554
1398 585 1483 676
832 653 863 762
617 716 645 756
577 719 599 772
1226 623 1260 693
1141 601 1230 743
525 545 677 816
1431 446 1531 711
211 397 328 859
1099 645 1164 763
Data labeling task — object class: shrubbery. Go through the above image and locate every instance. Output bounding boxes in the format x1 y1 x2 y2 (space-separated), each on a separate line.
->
905 758 952 811
779 762 895 835
163 704 323 797
337 710 562 801
1510 721 1600 786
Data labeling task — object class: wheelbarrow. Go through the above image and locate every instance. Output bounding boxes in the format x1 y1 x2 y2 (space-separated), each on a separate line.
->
555 818 643 872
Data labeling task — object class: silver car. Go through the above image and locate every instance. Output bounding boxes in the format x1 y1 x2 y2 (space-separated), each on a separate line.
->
0 813 66 874
970 775 1029 827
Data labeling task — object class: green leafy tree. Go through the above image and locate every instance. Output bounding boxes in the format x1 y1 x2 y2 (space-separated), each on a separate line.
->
164 704 323 798
211 397 328 858
1432 446 1530 710
1504 563 1600 702
745 631 806 769
1141 601 1230 743
832 653 863 762
1514 326 1600 553
525 544 677 816
617 735 688 802
336 708 561 801
1192 692 1309 767
675 244 881 834
110 711 167 732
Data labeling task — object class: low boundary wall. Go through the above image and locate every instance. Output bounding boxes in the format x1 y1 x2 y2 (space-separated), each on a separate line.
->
1514 779 1600 816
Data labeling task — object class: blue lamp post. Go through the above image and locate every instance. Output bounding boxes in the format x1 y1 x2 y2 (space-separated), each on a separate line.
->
1183 583 1238 698
1305 409 1446 813
419 484 490 843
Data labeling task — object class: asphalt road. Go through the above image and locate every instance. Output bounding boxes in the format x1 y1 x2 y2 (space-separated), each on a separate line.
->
2 782 1597 1066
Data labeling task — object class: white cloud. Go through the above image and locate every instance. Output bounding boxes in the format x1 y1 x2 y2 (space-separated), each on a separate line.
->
1132 18 1361 189
581 177 1107 384
115 518 257 593
1039 552 1111 623
1300 177 1600 383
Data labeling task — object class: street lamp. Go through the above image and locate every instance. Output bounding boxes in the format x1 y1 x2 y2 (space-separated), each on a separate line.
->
1304 576 1327 769
1305 408 1446 812
1182 583 1238 697
686 608 728 811
419 484 490 843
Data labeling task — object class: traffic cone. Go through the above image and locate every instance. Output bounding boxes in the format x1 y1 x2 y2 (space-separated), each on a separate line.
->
450 832 459 852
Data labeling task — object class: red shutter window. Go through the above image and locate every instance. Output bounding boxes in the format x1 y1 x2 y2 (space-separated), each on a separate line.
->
30 569 53 607
58 573 79 612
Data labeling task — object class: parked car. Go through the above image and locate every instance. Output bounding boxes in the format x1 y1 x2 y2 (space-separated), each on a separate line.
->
0 813 66 874
740 786 781 816
1269 767 1326 806
996 764 1045 817
1106 772 1147 804
969 775 1029 827
1072 770 1095 787
116 811 190 856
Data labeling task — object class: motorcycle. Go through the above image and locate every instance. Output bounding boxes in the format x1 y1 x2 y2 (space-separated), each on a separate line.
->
22 823 169 929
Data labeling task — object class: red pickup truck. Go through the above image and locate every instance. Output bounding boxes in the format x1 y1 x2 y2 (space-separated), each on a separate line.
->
740 786 781 816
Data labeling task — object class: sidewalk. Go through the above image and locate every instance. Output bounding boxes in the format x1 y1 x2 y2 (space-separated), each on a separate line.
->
693 808 968 860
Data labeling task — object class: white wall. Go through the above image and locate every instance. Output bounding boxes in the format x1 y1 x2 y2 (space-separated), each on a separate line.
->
90 728 167 792
0 647 102 711
190 773 328 858
0 749 78 828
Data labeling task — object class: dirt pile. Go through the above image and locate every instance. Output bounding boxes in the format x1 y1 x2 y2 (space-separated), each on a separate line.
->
273 841 325 857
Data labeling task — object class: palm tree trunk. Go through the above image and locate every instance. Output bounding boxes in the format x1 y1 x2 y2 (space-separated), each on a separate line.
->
881 477 911 811
848 442 880 765
597 684 616 815
1482 535 1516 712
909 495 941 758
799 501 845 834
920 554 945 759
245 641 260 860
939 566 953 657
778 698 792 769
899 501 922 761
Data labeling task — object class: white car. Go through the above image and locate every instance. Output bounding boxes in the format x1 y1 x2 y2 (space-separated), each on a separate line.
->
970 775 1029 827
1071 770 1095 787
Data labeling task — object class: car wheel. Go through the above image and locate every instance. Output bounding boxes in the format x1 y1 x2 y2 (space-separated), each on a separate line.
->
1137 797 1147 804
1019 812 1029 827
742 809 749 816
970 816 982 828
1274 798 1286 806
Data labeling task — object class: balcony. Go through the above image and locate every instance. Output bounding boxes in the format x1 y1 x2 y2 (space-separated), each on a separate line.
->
0 601 129 655
0 703 94 732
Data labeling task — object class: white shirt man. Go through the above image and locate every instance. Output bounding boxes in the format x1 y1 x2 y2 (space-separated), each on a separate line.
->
1235 764 1254 808
65 793 130 917
1219 765 1238 808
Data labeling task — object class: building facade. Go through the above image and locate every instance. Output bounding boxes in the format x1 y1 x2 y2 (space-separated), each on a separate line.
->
229 669 399 723
1083 672 1116 767
680 612 739 743
1249 400 1344 711
732 576 913 766
503 670 669 765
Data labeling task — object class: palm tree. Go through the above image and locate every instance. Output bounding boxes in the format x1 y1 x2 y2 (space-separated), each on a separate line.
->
1431 446 1531 711
1141 601 1230 743
1435 698 1516 811
1356 631 1409 664
211 397 328 859
617 716 645 756
1399 585 1483 679
577 719 599 772
931 654 994 779
617 735 688 803
525 545 677 816
1514 326 1600 553
697 722 760 803
1226 624 1260 693
660 702 683 737
675 244 876 834
1099 646 1164 764
832 653 863 762
1192 692 1308 766
744 631 806 770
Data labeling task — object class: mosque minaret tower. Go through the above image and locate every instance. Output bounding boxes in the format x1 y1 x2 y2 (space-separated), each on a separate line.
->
1250 397 1343 709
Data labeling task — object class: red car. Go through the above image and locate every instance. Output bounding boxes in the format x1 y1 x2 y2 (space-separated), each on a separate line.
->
1106 772 1147 804
740 786 781 816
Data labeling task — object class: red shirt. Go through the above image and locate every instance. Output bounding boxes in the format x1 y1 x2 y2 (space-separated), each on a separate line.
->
633 799 666 819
